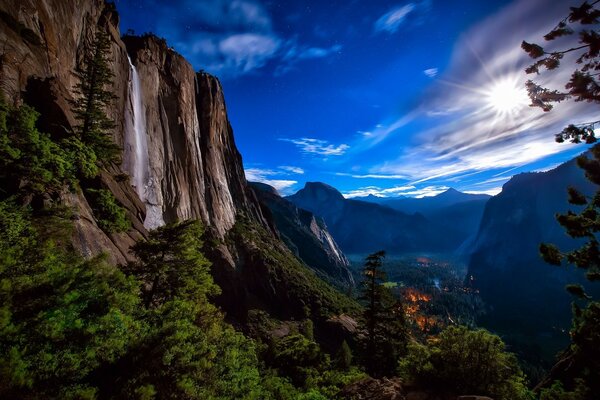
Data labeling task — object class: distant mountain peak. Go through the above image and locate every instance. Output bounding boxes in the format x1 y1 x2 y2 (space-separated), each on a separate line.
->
297 182 345 200
442 187 460 194
249 181 280 196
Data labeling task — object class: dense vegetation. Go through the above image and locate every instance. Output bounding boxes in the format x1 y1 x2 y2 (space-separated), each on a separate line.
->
399 326 531 400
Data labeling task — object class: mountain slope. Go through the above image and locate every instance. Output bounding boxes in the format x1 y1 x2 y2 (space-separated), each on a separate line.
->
250 182 354 289
287 182 466 254
467 156 598 358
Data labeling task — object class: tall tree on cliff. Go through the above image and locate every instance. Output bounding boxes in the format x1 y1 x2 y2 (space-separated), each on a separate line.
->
359 250 408 377
71 30 119 169
523 1 600 397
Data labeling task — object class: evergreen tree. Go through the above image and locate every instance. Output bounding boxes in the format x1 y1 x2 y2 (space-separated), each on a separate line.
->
0 95 75 198
358 250 408 377
0 199 142 399
523 1 600 397
335 340 352 371
121 220 263 399
71 30 119 167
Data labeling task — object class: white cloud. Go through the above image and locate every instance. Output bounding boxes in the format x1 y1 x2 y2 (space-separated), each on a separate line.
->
464 187 503 196
343 184 447 199
368 0 597 185
244 168 297 194
280 138 349 156
374 4 416 34
154 0 340 77
276 41 342 75
335 172 408 179
214 33 281 73
279 165 305 174
423 68 438 78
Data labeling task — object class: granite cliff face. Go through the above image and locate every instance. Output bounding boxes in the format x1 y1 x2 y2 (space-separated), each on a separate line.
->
467 156 599 359
250 182 354 289
0 0 267 258
0 0 352 322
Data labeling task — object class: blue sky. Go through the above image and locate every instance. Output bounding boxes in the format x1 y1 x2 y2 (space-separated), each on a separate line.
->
115 0 595 197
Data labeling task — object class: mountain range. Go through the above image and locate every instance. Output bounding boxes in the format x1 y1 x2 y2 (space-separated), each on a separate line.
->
286 183 488 255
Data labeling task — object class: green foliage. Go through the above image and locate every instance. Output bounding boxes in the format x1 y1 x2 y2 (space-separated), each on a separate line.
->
228 215 360 318
523 1 600 122
118 220 264 399
0 204 268 399
358 251 408 377
335 340 352 371
0 96 76 198
540 380 589 400
71 30 120 163
0 200 142 398
86 188 130 233
398 326 532 400
127 220 216 307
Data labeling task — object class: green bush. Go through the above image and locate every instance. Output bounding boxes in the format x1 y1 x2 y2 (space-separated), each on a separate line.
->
0 96 76 197
399 325 533 400
85 188 130 233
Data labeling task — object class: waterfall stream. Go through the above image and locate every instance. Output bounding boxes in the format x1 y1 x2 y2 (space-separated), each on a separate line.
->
124 56 165 230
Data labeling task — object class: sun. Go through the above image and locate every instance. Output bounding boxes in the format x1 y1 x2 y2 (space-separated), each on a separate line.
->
485 77 529 115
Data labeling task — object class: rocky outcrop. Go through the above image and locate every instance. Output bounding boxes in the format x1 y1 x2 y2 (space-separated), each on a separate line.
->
340 377 405 400
251 181 354 288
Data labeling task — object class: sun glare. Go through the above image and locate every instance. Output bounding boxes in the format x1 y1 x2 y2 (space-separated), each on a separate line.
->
485 77 529 115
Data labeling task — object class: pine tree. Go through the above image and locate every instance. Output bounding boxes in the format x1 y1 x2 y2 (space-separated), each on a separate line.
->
523 1 600 397
335 340 352 371
71 30 119 168
358 250 408 377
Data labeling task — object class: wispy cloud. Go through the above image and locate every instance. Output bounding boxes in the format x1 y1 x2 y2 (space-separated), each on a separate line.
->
374 4 416 34
152 0 341 77
373 1 431 34
335 172 408 179
276 42 342 75
279 165 305 174
244 168 297 194
280 138 349 156
367 0 597 185
464 187 503 196
343 184 448 199
423 68 438 78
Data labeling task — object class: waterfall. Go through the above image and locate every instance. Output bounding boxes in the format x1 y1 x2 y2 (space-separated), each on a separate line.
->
124 55 165 230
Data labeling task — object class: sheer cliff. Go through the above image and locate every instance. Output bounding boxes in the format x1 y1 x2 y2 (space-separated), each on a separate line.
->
0 0 354 321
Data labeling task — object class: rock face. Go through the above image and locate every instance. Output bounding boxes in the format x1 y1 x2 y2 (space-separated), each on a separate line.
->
0 0 352 323
467 156 599 359
0 0 269 257
287 182 466 255
340 377 405 400
121 35 267 237
250 182 354 288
